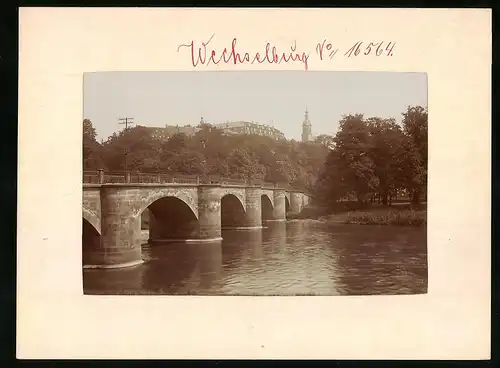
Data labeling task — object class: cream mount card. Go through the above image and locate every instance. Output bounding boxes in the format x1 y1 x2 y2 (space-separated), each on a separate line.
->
18 8 491 359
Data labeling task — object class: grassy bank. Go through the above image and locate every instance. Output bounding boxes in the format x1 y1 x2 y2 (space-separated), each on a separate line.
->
320 208 426 227
290 202 427 227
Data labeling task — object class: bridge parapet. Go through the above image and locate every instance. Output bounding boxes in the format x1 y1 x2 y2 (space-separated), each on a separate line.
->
82 172 314 269
83 170 305 192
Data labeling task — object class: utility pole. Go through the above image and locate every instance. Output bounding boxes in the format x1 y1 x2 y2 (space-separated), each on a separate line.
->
119 117 134 177
124 148 129 175
118 117 135 131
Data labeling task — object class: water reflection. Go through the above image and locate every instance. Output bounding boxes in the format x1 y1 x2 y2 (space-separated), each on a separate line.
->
262 221 287 254
140 241 223 295
83 262 145 294
327 224 428 295
83 222 427 296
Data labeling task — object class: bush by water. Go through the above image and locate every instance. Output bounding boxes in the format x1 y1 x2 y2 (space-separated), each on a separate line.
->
293 201 427 227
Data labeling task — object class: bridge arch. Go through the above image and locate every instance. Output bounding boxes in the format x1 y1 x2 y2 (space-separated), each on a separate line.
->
221 193 247 229
261 192 273 206
285 192 291 206
82 217 101 266
219 188 245 210
261 194 274 222
143 196 200 242
83 206 101 235
137 189 198 220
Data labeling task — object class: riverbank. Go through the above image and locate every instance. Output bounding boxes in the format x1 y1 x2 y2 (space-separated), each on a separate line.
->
289 202 427 227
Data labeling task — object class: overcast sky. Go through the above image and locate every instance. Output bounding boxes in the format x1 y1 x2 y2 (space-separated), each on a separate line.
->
83 71 427 142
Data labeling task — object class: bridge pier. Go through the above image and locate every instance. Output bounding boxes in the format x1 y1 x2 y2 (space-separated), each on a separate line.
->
84 187 143 269
243 187 263 229
290 192 303 215
302 195 307 208
147 210 176 244
271 189 286 221
198 185 223 242
82 182 312 268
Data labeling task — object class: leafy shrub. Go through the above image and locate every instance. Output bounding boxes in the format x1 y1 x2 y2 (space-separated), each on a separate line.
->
342 210 426 227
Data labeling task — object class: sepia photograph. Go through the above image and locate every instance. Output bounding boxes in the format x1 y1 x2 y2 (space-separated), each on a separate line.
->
17 7 490 359
82 71 428 296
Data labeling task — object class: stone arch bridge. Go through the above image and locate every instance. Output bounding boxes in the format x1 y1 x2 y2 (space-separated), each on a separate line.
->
82 172 312 269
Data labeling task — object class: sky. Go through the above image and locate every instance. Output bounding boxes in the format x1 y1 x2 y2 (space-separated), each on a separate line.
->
83 71 427 142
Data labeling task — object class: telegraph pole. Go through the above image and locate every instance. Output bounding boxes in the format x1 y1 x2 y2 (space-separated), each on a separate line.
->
118 117 135 131
118 117 134 177
124 148 129 175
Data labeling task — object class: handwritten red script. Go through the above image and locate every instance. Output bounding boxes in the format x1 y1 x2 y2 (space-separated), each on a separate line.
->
177 34 310 71
316 39 396 60
177 35 397 71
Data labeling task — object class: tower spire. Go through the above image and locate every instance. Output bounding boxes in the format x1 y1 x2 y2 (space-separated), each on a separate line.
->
301 106 312 143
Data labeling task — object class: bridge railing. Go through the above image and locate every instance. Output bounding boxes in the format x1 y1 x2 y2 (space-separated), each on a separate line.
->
221 178 247 186
83 171 100 184
82 170 308 193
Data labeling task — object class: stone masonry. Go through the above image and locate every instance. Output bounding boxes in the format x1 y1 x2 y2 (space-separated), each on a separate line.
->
82 183 311 268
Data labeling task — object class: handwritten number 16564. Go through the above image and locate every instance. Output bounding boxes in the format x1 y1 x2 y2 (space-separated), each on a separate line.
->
344 41 396 57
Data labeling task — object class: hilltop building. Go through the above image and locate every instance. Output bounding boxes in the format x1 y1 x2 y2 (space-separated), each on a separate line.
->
301 107 313 143
146 125 199 140
213 121 285 140
144 117 286 141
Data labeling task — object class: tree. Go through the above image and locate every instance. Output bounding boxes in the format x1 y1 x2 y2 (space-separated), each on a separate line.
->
315 106 428 209
164 133 188 151
82 119 104 170
100 126 160 172
165 151 207 175
84 120 331 190
366 117 406 205
83 119 97 141
401 105 428 205
226 148 266 181
399 135 426 205
402 106 428 163
331 114 378 203
314 134 335 150
207 156 231 177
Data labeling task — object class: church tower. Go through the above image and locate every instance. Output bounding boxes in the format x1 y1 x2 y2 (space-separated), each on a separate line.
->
301 107 312 142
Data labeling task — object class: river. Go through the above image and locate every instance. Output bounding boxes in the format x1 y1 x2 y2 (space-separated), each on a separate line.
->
83 220 427 296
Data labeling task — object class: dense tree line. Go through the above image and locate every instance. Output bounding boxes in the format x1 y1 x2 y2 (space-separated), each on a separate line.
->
83 104 427 204
314 105 428 206
83 120 329 191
